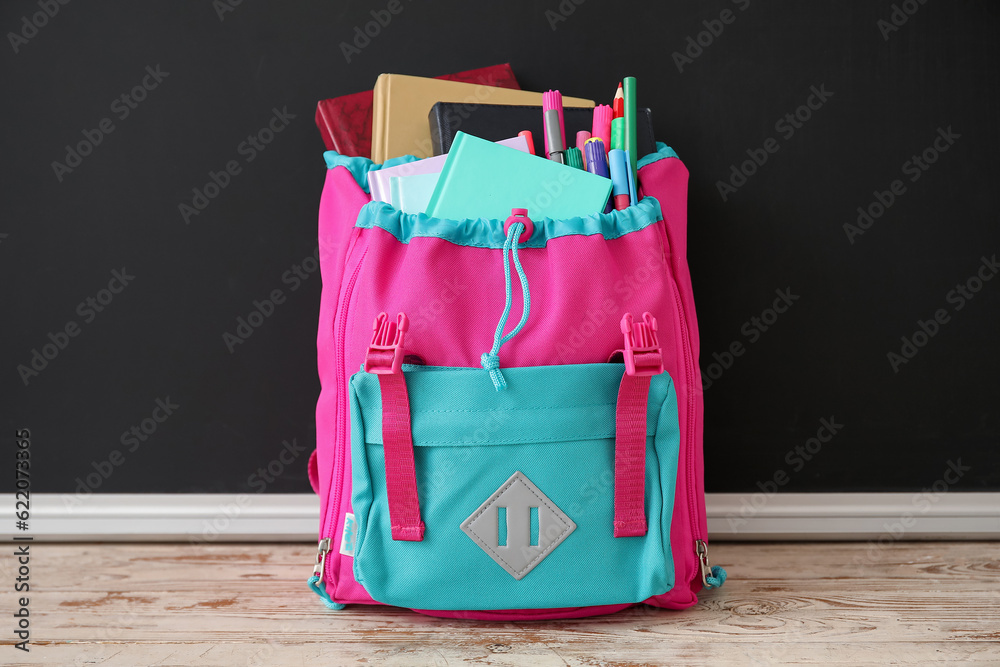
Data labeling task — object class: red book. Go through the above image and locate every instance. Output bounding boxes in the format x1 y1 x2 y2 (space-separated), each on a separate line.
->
315 63 520 158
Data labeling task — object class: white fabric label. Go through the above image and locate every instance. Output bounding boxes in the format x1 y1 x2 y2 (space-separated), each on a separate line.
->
339 512 357 556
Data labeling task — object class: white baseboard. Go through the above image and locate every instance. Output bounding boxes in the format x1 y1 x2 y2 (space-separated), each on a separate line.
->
20 494 320 542
708 492 1000 540
8 492 1000 541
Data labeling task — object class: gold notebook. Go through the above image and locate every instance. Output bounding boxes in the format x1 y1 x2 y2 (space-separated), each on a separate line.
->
371 74 594 163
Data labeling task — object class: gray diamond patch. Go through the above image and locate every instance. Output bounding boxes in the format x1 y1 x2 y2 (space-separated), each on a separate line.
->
460 471 576 580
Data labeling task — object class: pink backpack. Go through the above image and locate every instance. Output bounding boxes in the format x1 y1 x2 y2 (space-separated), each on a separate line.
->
307 143 725 619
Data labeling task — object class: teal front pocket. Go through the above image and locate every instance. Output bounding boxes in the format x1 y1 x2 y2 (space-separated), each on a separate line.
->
348 363 680 610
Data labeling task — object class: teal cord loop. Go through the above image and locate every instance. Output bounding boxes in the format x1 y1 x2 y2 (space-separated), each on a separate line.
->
481 221 532 391
704 565 727 589
308 575 346 610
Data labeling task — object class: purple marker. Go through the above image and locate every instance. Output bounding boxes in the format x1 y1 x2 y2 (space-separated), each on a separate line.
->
584 138 609 178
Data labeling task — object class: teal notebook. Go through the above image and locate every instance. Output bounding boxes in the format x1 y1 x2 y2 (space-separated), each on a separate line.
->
424 132 613 221
389 172 440 214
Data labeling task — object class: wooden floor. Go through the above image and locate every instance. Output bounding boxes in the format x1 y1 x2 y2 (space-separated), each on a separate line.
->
3 542 999 665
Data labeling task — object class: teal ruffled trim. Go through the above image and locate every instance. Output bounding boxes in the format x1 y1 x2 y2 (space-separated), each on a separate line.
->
323 151 420 193
356 196 662 249
324 142 680 193
307 575 346 610
638 142 679 168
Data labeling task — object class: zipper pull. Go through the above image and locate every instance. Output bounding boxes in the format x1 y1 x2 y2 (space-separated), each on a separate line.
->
313 538 331 583
696 539 727 589
696 539 712 587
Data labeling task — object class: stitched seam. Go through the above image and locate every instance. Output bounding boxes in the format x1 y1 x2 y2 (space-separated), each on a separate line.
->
416 402 615 414
369 432 632 446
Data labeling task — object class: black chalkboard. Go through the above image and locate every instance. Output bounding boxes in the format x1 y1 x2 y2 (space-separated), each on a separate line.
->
2 0 997 494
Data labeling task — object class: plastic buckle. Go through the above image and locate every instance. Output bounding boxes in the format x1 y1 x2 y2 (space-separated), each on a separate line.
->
364 312 408 375
503 208 534 244
621 312 664 377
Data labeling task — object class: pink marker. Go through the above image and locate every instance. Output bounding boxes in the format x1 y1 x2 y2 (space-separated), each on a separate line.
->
592 105 612 156
519 130 535 156
576 130 591 168
542 90 565 159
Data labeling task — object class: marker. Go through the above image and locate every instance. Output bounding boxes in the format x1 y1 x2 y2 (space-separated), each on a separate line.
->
608 149 630 210
592 105 612 156
623 77 638 186
576 130 591 168
610 117 625 150
542 90 566 159
543 109 565 164
565 147 584 169
519 130 535 156
584 138 609 178
613 82 624 119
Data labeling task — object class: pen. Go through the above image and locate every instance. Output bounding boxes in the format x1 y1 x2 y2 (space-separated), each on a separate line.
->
624 148 638 206
592 105 612 157
519 130 535 156
544 109 565 164
608 149 630 211
542 90 566 159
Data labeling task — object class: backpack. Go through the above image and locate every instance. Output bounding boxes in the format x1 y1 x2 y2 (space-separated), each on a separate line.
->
306 142 725 619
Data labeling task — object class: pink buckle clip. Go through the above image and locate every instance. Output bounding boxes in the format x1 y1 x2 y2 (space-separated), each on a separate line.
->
364 312 408 375
621 312 664 377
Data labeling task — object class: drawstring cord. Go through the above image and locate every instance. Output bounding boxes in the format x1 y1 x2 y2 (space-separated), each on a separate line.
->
481 221 531 391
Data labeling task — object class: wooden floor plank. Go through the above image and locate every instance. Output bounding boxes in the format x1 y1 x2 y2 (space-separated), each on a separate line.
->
9 641 1000 667
26 592 1000 642
2 541 998 666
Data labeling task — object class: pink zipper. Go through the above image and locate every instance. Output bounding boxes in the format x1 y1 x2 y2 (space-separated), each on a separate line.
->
665 237 718 587
319 245 367 588
671 278 704 538
657 218 709 581
653 218 704 543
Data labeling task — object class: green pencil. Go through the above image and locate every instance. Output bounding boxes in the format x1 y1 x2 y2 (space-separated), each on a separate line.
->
622 76 638 190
